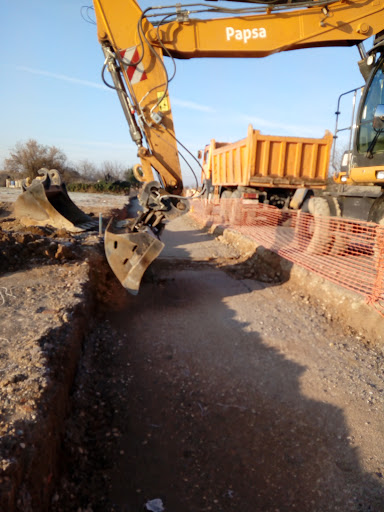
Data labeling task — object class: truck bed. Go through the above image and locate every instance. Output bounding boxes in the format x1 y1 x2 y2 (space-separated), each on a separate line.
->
209 125 333 189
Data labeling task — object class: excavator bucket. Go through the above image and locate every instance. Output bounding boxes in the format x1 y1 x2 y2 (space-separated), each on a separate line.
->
104 181 189 294
104 218 164 295
14 169 97 232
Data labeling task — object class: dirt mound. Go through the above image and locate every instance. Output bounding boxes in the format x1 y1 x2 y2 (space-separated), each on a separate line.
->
0 225 81 275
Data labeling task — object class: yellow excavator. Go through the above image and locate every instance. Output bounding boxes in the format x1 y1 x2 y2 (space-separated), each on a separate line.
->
14 0 384 293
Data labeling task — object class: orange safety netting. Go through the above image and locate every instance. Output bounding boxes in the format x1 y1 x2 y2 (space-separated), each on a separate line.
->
190 198 384 316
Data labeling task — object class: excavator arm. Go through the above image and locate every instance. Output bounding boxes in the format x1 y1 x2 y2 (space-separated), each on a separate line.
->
90 0 383 293
93 0 185 194
93 0 383 192
145 1 384 58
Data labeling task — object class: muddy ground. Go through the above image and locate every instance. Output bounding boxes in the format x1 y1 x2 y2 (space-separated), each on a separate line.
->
1 190 384 511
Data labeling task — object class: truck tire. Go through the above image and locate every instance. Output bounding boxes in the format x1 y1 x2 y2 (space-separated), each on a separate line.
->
326 197 349 257
231 188 243 199
306 197 332 254
295 197 332 254
368 194 384 225
368 195 384 266
221 189 233 199
230 198 243 226
220 189 233 223
294 198 313 251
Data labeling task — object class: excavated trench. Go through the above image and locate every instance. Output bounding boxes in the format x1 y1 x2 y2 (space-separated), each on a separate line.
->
1 201 384 511
0 224 128 511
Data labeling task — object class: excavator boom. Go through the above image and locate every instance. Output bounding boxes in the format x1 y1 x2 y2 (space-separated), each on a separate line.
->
93 0 383 193
147 0 384 58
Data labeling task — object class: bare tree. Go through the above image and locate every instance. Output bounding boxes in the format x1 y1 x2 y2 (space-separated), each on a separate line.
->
60 165 82 184
4 139 69 180
77 159 101 182
99 160 125 182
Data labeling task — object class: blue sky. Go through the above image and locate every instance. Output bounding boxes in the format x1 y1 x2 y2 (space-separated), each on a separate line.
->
1 0 370 185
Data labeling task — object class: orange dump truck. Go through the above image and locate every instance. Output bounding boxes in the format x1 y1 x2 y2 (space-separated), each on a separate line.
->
200 124 333 208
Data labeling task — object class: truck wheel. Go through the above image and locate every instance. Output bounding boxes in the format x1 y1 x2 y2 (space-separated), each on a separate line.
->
326 197 349 257
306 197 333 254
368 195 384 266
231 188 242 199
295 197 332 254
221 190 233 199
294 198 313 251
368 194 384 225
230 198 243 226
220 189 233 223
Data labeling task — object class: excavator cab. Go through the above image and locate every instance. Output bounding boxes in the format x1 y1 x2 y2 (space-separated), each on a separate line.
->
332 44 384 184
356 56 384 162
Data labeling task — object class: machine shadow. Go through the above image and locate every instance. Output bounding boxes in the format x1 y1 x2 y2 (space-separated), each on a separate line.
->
108 231 383 512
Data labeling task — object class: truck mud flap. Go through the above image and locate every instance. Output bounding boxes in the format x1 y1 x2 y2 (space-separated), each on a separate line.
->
104 219 164 295
13 169 97 232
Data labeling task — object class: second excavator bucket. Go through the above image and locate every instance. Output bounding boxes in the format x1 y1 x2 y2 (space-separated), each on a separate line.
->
104 218 164 295
14 169 97 232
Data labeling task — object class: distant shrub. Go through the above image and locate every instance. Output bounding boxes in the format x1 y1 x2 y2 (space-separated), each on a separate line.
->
67 180 132 195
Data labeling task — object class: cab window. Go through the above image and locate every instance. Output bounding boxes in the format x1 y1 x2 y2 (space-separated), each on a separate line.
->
357 59 384 154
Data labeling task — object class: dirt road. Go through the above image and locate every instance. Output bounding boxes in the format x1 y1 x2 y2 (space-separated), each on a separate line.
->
51 214 384 512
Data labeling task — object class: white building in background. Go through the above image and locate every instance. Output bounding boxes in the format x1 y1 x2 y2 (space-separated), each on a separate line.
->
5 179 23 188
